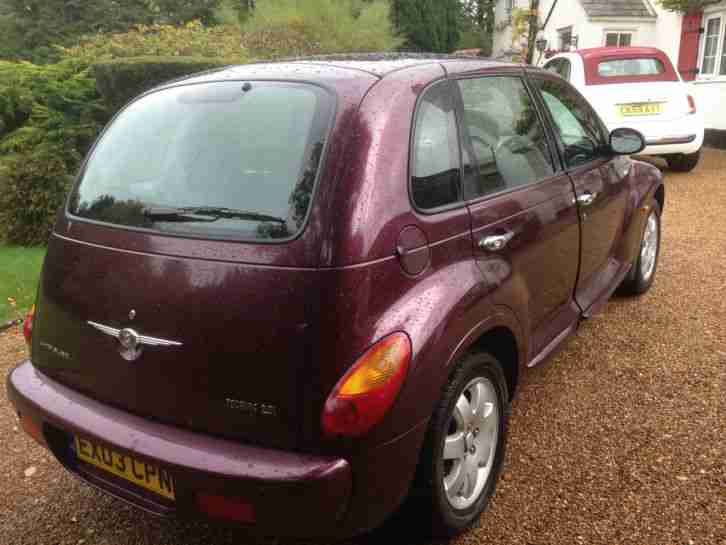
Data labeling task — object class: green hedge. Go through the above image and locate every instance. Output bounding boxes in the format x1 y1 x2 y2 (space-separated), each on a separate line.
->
92 56 233 111
0 59 105 245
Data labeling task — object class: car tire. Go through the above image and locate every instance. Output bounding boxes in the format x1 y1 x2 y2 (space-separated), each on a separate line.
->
665 149 700 172
414 352 509 537
619 199 661 296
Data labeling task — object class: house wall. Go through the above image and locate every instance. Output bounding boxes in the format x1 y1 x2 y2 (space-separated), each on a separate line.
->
535 0 590 61
650 4 683 66
692 1 726 131
535 1 668 64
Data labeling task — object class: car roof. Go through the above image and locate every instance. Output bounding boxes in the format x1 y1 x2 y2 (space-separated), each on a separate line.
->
576 46 666 61
158 53 516 90
267 52 513 77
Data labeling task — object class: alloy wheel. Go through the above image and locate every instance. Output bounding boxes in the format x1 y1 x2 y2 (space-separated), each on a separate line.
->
640 211 659 282
442 377 500 510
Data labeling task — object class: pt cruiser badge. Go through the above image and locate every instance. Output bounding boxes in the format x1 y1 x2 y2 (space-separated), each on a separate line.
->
87 321 182 361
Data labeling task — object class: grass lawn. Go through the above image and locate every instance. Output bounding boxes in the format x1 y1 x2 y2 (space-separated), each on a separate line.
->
0 246 46 323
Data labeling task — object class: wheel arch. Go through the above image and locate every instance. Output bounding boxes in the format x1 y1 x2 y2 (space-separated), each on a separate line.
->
466 326 520 401
444 308 526 402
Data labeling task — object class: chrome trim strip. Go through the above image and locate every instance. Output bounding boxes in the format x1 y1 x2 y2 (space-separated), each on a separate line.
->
87 321 182 347
645 134 697 146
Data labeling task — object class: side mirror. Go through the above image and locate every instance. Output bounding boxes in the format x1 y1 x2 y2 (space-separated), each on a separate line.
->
609 127 646 155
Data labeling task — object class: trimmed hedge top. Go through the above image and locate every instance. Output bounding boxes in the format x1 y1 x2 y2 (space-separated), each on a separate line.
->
92 56 234 111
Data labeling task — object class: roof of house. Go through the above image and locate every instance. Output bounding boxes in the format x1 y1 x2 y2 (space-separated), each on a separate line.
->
580 0 656 18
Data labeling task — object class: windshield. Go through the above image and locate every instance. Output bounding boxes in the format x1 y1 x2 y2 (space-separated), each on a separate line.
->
68 81 334 241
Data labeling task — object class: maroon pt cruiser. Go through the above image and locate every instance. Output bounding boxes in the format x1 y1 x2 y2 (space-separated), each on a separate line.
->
8 54 664 538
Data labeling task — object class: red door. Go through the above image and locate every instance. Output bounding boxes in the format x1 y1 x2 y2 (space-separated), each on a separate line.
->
678 11 704 81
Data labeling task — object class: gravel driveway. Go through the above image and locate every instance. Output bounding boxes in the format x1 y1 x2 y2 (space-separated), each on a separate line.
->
1 151 724 545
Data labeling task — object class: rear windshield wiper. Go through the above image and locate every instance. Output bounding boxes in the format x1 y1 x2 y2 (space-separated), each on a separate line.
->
144 206 286 224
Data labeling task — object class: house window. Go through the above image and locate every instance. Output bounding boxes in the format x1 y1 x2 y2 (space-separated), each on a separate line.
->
605 32 632 47
700 15 725 77
558 27 573 50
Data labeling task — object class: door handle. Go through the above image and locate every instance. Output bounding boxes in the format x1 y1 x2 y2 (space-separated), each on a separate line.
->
479 231 515 252
577 191 598 207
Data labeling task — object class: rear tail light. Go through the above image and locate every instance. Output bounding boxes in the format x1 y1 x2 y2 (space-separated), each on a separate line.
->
687 94 697 115
23 305 35 350
197 493 256 523
322 332 412 438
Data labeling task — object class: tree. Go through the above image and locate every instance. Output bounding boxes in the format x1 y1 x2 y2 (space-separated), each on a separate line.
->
392 0 461 53
658 0 715 13
459 0 495 54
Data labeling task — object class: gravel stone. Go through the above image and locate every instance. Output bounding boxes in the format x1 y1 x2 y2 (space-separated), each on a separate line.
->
1 151 724 544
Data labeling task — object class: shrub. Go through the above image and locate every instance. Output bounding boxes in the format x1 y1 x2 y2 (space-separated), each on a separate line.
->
0 147 77 245
242 0 403 59
62 20 247 63
93 56 233 111
0 60 105 245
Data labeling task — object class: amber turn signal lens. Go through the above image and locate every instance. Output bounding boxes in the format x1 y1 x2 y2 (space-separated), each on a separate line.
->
322 332 412 438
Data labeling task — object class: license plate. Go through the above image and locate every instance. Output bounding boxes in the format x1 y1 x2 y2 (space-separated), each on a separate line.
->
619 102 662 117
74 436 175 500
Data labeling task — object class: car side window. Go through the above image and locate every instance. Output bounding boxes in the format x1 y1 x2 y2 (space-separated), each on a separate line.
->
411 82 462 210
532 77 608 168
457 76 555 200
545 58 571 81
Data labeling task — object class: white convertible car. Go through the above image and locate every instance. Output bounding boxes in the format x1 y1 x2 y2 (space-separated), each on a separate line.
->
544 47 704 172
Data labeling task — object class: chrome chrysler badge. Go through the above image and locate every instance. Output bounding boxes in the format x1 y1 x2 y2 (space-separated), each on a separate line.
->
87 321 182 362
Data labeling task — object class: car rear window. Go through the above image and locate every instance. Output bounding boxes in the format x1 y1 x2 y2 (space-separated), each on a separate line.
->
68 81 334 241
598 58 665 77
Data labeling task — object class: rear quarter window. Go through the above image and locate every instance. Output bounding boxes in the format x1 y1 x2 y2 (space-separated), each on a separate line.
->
411 82 462 210
68 81 335 241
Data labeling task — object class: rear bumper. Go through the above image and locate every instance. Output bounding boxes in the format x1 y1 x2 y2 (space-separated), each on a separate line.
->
7 361 353 537
606 114 704 156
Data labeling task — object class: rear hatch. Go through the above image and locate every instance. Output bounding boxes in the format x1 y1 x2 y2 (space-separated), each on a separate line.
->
31 79 340 449
581 55 691 131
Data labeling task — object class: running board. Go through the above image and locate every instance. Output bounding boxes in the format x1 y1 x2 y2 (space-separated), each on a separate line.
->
581 264 631 320
527 323 577 368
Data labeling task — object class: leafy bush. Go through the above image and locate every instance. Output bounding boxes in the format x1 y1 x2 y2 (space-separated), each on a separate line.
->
0 148 77 245
242 0 403 58
62 20 247 63
93 56 232 110
0 60 105 245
